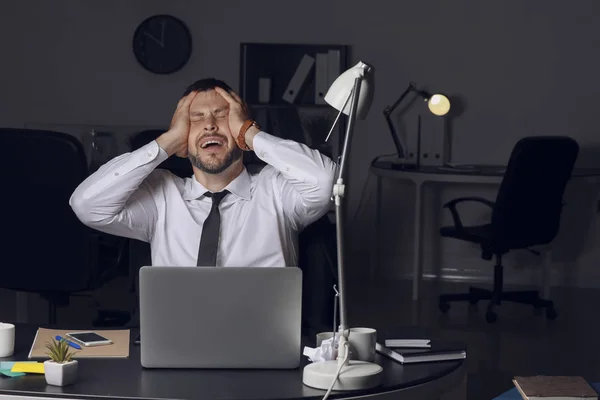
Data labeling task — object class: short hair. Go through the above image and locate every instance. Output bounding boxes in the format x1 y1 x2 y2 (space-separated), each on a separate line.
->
182 78 233 97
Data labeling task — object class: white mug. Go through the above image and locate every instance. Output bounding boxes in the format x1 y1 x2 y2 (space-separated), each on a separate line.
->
316 331 335 347
316 328 377 362
0 323 15 358
348 327 377 362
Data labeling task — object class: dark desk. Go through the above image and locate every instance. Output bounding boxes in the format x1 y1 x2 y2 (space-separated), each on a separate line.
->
369 161 600 302
0 324 466 400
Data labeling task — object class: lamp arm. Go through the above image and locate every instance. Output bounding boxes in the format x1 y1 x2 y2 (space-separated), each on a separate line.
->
383 109 407 159
383 82 416 116
332 75 363 359
382 82 417 159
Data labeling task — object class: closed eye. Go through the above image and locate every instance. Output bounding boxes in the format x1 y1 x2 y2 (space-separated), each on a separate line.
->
214 108 228 118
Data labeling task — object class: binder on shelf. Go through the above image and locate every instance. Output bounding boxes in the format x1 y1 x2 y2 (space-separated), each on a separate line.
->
258 77 271 103
282 54 315 104
314 53 328 104
327 49 341 88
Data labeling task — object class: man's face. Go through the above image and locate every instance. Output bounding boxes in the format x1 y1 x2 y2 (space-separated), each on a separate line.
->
187 89 242 174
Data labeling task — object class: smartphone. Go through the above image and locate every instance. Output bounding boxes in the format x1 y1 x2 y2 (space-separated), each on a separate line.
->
65 331 113 347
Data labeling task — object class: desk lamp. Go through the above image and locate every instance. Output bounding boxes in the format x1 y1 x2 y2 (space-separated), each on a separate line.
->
302 61 383 394
382 81 451 168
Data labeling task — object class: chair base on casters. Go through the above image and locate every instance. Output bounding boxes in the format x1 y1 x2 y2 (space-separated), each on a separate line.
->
438 256 557 323
439 286 557 323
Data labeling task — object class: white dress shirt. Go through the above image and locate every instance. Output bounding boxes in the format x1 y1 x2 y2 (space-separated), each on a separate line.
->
69 131 337 267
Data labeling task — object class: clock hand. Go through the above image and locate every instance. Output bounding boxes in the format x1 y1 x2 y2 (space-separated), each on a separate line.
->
160 20 165 47
143 31 163 48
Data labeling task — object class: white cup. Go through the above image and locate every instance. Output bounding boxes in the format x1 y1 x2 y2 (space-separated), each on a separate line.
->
348 327 377 362
316 328 377 362
316 332 334 347
0 323 15 358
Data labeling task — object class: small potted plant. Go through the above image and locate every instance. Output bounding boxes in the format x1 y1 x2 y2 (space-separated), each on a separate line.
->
44 338 78 386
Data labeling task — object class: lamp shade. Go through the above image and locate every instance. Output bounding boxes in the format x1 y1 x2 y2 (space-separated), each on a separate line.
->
324 61 374 120
427 94 451 116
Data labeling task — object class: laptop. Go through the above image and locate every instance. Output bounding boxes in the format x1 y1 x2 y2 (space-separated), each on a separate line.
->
138 266 303 369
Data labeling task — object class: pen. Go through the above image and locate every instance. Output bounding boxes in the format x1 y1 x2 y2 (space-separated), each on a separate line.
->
55 335 82 350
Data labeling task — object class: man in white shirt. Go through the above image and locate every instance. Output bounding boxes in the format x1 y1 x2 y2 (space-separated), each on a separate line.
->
69 78 337 267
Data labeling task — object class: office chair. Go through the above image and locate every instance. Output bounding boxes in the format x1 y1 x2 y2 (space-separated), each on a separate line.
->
0 128 126 324
438 136 579 323
298 213 338 335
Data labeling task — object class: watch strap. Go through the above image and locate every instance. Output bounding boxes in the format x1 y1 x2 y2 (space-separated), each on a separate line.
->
237 120 259 151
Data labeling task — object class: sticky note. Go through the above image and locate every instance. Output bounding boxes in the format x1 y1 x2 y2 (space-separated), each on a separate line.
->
0 369 25 377
0 361 37 370
10 362 44 374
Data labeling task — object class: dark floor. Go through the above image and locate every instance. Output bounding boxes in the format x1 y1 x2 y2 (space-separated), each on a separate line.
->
1 277 597 399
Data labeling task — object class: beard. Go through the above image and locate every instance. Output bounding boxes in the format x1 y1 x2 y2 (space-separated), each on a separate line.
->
188 145 243 174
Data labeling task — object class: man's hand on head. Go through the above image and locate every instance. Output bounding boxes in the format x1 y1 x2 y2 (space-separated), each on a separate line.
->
213 87 260 150
213 87 246 136
156 91 198 157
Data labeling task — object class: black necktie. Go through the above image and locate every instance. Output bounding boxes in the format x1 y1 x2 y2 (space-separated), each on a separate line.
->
196 190 229 266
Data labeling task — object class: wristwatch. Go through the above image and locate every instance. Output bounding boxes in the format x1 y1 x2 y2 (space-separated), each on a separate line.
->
237 120 260 151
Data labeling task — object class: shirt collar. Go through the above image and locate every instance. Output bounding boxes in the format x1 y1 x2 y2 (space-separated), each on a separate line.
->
183 167 252 201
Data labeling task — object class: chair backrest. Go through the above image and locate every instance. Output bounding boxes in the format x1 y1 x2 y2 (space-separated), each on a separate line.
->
0 128 93 293
491 136 579 250
298 214 337 334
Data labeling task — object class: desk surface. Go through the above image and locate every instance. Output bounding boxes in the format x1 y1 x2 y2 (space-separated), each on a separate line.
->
0 324 465 400
371 161 600 178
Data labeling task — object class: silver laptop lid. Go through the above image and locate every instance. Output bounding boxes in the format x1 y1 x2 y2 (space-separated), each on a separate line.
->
139 266 303 369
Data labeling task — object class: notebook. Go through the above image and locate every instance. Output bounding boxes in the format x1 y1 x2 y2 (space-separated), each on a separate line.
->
28 328 130 358
512 376 598 400
376 341 466 364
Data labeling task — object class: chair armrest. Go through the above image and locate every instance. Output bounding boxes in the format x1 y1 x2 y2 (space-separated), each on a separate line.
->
442 197 495 230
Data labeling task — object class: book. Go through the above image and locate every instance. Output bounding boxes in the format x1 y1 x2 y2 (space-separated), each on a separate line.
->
385 339 431 348
28 328 130 359
512 376 598 400
376 342 466 364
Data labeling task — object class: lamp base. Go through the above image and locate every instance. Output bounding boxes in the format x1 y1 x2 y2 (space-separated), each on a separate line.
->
302 360 383 391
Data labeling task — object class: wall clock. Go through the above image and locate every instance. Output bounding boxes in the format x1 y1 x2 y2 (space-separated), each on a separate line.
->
133 14 192 74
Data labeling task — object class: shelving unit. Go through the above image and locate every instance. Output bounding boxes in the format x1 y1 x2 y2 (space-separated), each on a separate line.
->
239 43 350 161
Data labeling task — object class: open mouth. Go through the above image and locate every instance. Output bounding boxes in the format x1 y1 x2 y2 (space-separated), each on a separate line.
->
199 138 225 149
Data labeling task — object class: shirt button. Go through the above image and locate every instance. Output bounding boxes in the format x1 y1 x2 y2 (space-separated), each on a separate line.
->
147 152 153 157
286 167 290 172
260 152 266 157
114 172 119 176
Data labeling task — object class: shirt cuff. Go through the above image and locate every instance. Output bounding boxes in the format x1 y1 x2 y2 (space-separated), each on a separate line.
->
148 140 169 163
252 131 284 160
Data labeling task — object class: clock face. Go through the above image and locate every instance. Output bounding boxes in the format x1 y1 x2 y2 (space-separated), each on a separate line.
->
132 15 192 74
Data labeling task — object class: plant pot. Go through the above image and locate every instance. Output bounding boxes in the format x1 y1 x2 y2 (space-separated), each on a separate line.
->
44 360 78 386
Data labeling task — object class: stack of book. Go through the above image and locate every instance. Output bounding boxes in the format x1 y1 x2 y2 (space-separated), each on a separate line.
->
512 376 598 399
375 339 466 364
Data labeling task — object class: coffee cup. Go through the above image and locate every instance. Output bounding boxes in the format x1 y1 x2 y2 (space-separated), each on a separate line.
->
0 323 15 358
348 327 377 362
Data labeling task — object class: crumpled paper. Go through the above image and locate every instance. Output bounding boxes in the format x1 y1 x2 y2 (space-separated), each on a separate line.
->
303 335 341 362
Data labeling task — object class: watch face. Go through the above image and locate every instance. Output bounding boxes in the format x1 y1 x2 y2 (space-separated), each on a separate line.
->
132 14 192 74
